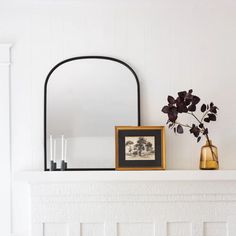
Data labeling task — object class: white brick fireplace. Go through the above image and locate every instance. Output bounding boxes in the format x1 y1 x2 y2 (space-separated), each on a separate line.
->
17 170 236 236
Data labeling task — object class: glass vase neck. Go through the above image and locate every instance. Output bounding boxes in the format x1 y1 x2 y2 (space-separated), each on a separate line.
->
206 140 212 146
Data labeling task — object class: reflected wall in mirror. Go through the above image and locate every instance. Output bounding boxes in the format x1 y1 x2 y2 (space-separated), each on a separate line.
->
44 56 140 170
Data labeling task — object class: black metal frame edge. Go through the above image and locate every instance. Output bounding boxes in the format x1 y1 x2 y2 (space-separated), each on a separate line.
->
44 56 141 171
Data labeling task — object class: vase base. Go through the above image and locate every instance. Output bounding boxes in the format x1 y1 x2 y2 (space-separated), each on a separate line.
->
200 160 219 170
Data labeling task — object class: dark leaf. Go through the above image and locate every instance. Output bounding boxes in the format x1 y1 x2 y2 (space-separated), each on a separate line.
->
178 91 187 99
168 96 175 104
175 97 181 105
192 96 200 105
177 124 184 134
210 102 214 107
199 123 204 128
185 91 193 101
168 123 174 128
201 104 206 112
188 89 193 94
190 124 200 137
204 117 210 123
189 124 196 133
188 104 196 112
185 99 191 106
168 106 178 122
174 127 176 133
203 128 208 135
210 106 218 114
168 113 178 122
193 130 200 137
197 136 201 142
162 106 169 113
207 104 209 109
208 113 216 121
177 103 188 113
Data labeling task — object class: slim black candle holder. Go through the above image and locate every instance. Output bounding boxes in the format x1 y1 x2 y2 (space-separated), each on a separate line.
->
50 160 56 171
61 160 67 171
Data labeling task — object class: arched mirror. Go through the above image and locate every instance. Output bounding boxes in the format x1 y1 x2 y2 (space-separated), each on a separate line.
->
44 56 140 170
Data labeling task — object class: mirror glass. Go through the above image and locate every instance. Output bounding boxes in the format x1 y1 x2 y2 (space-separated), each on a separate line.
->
46 58 139 170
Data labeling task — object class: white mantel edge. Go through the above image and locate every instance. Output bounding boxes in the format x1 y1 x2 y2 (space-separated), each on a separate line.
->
14 170 236 183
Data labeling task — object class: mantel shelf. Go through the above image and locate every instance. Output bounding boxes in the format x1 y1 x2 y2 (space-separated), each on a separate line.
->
15 170 236 183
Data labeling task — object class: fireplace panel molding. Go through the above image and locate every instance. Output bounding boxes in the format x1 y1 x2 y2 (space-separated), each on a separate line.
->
17 171 236 236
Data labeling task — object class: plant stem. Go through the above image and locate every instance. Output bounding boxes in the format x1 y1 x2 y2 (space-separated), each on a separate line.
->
205 133 217 162
201 110 210 122
189 112 202 124
188 112 217 162
174 121 191 128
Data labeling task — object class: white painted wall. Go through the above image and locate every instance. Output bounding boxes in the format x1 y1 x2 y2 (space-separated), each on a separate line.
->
0 0 236 235
0 44 11 236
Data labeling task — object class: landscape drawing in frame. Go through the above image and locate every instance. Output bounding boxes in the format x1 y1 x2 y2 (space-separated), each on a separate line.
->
115 126 166 170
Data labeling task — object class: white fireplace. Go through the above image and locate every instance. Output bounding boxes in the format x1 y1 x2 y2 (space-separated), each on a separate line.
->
17 170 236 236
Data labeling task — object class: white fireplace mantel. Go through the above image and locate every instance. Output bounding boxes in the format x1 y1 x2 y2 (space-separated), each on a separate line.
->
16 170 236 236
16 170 236 182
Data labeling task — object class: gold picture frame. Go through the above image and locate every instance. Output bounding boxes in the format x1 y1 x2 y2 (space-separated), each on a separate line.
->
115 126 166 170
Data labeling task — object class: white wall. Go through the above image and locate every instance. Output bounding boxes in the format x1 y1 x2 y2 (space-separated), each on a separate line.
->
0 0 236 235
0 44 11 236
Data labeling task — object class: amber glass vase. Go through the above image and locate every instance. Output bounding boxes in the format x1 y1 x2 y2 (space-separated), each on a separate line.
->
200 140 219 170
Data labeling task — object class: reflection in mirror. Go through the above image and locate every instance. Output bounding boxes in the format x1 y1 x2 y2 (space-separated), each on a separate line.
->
45 57 140 170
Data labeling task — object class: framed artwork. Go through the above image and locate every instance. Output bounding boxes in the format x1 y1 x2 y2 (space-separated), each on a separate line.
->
115 126 166 170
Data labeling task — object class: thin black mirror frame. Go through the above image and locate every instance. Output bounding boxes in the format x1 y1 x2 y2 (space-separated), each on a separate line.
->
44 56 141 171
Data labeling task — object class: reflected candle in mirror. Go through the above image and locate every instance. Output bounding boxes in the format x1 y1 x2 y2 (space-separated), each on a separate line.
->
64 139 67 162
49 135 53 161
61 135 64 161
61 135 67 171
49 135 54 171
53 139 57 170
64 139 67 169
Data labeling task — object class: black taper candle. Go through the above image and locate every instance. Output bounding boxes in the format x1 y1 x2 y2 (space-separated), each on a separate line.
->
61 160 66 171
50 160 55 171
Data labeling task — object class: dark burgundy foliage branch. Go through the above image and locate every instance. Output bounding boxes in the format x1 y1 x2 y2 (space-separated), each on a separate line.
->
162 89 218 143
